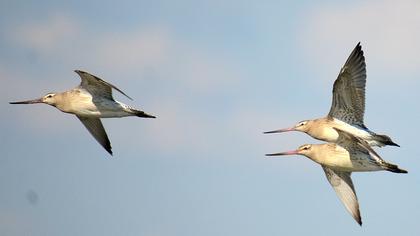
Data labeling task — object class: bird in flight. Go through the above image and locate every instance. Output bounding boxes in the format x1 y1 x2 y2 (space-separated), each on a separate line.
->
266 128 407 225
10 70 156 155
264 43 398 147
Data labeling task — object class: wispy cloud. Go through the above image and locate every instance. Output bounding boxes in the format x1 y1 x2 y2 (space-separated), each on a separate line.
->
299 0 420 78
95 28 170 71
13 14 80 54
10 13 241 91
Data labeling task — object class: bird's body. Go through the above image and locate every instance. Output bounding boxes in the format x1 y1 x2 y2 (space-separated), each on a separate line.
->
265 43 398 147
266 128 407 225
302 117 386 147
53 88 143 118
300 142 385 172
10 70 155 155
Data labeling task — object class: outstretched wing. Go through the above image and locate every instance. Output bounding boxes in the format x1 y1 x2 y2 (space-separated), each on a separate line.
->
322 166 361 225
77 116 112 155
75 70 132 100
328 43 366 126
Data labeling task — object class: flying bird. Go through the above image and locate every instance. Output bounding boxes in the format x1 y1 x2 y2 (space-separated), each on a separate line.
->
266 128 407 225
10 70 156 155
264 43 398 147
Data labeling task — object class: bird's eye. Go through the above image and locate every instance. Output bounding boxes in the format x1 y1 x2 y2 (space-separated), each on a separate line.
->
47 94 53 98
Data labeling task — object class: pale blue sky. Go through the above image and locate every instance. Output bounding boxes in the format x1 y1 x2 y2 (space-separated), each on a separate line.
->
1 0 419 235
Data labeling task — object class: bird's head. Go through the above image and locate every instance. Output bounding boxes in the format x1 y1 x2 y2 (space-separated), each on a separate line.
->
264 120 312 134
41 93 58 105
10 92 58 106
266 144 314 158
293 120 312 132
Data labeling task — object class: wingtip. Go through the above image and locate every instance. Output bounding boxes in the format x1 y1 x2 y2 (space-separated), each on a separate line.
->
106 148 113 156
353 42 363 53
355 214 362 226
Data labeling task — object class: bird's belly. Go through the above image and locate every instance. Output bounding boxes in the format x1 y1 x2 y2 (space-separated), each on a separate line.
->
323 155 381 172
74 107 130 118
319 147 381 172
69 99 129 118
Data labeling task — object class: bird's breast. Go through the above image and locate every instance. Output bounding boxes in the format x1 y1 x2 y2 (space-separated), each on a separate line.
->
56 92 101 116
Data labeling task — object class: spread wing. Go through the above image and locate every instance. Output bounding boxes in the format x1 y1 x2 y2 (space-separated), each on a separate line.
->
77 116 112 155
322 166 361 225
74 70 132 100
328 43 366 126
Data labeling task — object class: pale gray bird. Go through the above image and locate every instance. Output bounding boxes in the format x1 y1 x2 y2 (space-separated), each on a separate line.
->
265 43 399 147
266 128 407 225
10 70 156 155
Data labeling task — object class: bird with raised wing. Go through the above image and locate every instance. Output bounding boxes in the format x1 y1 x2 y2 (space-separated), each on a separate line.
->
264 43 398 147
266 128 407 225
10 70 156 155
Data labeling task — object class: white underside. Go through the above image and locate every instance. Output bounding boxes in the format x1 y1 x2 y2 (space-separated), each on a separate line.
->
316 144 382 172
331 118 380 146
58 97 133 118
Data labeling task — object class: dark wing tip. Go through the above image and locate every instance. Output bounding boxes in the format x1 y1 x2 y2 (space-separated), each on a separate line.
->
117 89 133 101
105 145 113 156
354 207 362 226
74 69 85 74
104 140 113 156
107 149 113 156
355 42 362 51
357 218 362 226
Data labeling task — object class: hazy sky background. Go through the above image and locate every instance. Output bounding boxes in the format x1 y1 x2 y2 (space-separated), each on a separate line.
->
1 0 419 235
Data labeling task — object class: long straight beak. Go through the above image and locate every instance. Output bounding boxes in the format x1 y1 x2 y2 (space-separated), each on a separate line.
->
264 127 295 134
266 150 299 156
9 98 43 104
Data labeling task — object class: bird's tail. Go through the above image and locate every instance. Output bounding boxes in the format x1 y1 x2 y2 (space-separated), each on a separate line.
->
132 109 156 118
382 161 408 174
120 102 156 118
373 134 400 147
